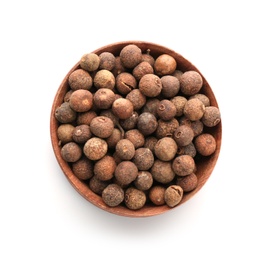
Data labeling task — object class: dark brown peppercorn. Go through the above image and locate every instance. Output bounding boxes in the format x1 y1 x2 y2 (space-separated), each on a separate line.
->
183 98 205 121
170 96 187 117
114 161 138 186
124 129 145 149
76 110 97 125
176 173 198 192
69 89 93 112
142 98 160 117
119 44 142 69
151 160 175 184
99 52 116 71
137 112 158 136
173 125 194 147
155 118 179 139
154 137 178 161
194 133 217 156
115 139 135 160
112 98 134 120
177 142 197 157
80 53 100 72
105 128 122 149
68 69 93 90
94 155 116 181
157 99 177 121
119 111 138 130
72 124 92 143
124 187 146 210
115 72 137 95
160 75 180 98
134 171 153 191
144 136 158 153
132 148 154 171
90 116 114 138
55 102 77 123
172 155 196 176
126 89 146 111
72 156 94 180
202 106 221 127
164 185 183 207
61 142 82 162
149 185 166 205
189 93 210 107
139 74 162 97
102 184 124 207
83 137 108 160
89 175 109 195
132 61 154 81
93 69 115 90
180 70 203 96
154 54 177 76
142 50 155 66
93 88 115 110
57 124 75 144
111 56 127 77
190 120 204 137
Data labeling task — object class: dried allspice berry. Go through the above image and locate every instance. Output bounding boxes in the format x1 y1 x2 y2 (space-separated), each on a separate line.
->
119 44 142 69
134 171 153 191
132 61 154 81
83 137 108 161
55 102 76 123
112 98 134 120
155 118 179 139
98 52 116 71
72 156 94 180
202 106 221 127
149 185 166 206
132 147 154 171
137 112 158 136
115 72 137 95
69 89 93 112
173 125 194 147
180 70 203 96
115 139 135 160
80 53 100 72
172 155 196 176
164 185 183 207
94 155 116 181
138 74 162 97
114 161 138 186
124 187 146 210
183 98 205 121
93 88 115 110
72 124 92 143
194 133 217 156
102 184 124 207
57 124 75 144
154 137 178 161
61 142 82 162
151 160 175 184
90 116 114 138
93 69 115 90
124 129 145 149
160 75 180 98
176 173 198 192
89 175 109 195
154 54 177 76
126 89 146 110
156 99 177 121
68 69 93 90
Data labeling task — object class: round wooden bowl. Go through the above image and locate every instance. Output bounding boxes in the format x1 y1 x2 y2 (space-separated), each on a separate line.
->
50 41 222 217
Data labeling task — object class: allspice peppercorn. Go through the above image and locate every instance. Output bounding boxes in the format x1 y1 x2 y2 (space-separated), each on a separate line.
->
180 70 203 96
119 44 142 69
173 125 194 147
164 185 183 207
139 74 162 97
83 137 108 160
93 69 115 90
137 112 158 136
115 139 135 160
68 68 93 90
69 89 93 112
172 155 196 176
89 175 109 195
157 99 177 121
149 185 166 206
80 53 100 72
114 161 138 186
160 75 180 98
124 187 146 210
55 102 77 123
154 137 178 161
94 155 116 181
183 98 205 121
154 54 177 76
124 129 145 149
57 123 75 144
194 133 217 156
90 116 114 138
98 52 116 71
126 89 146 110
72 156 94 180
134 171 153 191
132 147 154 171
61 142 82 162
112 98 134 120
72 124 92 143
93 88 115 110
115 72 137 95
132 61 154 81
176 173 198 192
202 106 221 127
102 184 124 207
151 160 175 184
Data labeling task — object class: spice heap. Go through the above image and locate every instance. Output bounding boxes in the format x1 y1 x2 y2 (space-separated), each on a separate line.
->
55 44 221 210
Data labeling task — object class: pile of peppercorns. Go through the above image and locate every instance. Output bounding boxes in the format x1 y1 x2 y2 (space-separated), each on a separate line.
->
54 44 221 210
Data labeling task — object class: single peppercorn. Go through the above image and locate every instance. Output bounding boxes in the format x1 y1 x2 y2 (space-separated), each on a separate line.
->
180 70 203 96
189 93 211 107
76 110 97 125
124 187 146 210
177 142 197 157
57 124 75 144
173 125 194 147
151 160 176 184
137 112 158 136
157 99 177 121
72 124 92 143
170 96 187 117
132 147 154 171
93 69 115 90
154 137 178 161
90 116 114 138
115 72 137 95
102 184 124 207
119 111 138 130
139 74 162 97
132 61 154 81
183 98 205 121
155 118 179 139
142 98 160 118
134 171 153 191
105 128 122 149
61 142 82 162
124 129 145 149
154 54 177 76
89 175 109 195
72 156 94 180
83 137 108 160
99 52 116 71
112 98 134 120
119 44 142 69
114 161 138 186
93 88 115 110
80 53 100 72
68 68 93 90
111 56 126 77
144 136 158 153
55 102 77 123
201 106 221 127
176 173 198 193
149 185 166 206
164 185 183 207
94 155 116 181
194 133 217 156
172 155 196 176
126 89 146 111
160 75 180 98
115 139 135 160
69 89 93 112
142 50 155 66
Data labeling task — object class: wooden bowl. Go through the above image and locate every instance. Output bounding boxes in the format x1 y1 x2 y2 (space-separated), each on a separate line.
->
50 41 222 217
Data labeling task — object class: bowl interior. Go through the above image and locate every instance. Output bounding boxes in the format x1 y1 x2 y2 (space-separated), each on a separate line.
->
50 41 222 217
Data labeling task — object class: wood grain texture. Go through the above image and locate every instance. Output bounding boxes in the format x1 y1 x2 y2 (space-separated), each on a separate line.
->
50 41 222 218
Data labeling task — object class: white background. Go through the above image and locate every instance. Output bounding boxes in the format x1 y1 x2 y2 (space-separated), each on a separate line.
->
1 1 278 259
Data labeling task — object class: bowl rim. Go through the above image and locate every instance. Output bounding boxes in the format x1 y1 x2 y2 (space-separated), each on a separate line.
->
50 40 222 218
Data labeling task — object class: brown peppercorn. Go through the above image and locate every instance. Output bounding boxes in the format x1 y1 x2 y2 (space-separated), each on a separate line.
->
80 53 100 72
189 93 211 107
93 88 115 109
102 184 124 207
154 54 177 76
72 156 94 180
194 133 217 156
144 136 158 153
115 72 137 95
142 98 160 117
72 124 92 143
126 89 146 111
173 125 194 147
154 137 178 161
61 142 82 162
139 74 162 97
68 69 93 90
115 139 135 160
124 187 146 210
89 175 109 195
90 116 114 138
111 56 127 77
76 110 97 125
99 52 116 71
133 147 154 171
93 69 115 90
151 160 175 184
99 109 119 126
105 128 122 149
69 89 93 112
170 96 187 117
142 50 155 66
124 129 145 149
160 75 180 98
94 155 116 181
64 90 73 102
171 69 183 81
180 70 203 96
55 102 77 123
183 98 205 121
112 98 134 120
157 99 177 121
172 155 196 176
119 44 142 69
177 142 197 157
164 185 183 207
190 120 204 137
155 118 179 139
202 106 221 127
134 171 153 191
119 111 138 130
114 161 138 186
176 173 198 192
83 137 108 160
149 185 166 206
137 112 158 136
57 124 75 144
132 61 154 81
